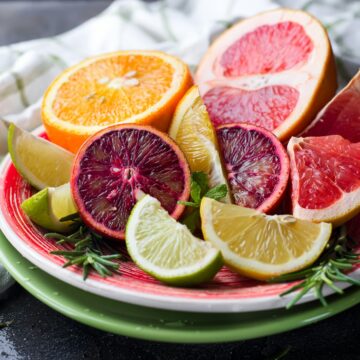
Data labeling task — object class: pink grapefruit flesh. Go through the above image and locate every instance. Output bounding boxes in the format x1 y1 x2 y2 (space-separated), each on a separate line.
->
288 135 360 226
302 70 360 142
71 124 190 240
203 85 299 129
216 123 289 213
195 9 337 141
219 22 313 77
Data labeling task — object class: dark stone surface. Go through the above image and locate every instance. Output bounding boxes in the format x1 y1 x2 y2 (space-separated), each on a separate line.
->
0 2 359 359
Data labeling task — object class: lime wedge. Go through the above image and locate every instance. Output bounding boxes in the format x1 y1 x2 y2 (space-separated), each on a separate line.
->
126 195 223 286
8 124 74 190
21 183 78 233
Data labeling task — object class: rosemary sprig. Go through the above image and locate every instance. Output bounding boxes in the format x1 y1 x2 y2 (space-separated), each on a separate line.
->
270 225 360 309
45 218 121 280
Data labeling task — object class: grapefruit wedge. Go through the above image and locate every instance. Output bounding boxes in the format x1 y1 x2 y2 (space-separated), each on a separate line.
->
288 135 360 226
302 70 360 142
195 9 337 141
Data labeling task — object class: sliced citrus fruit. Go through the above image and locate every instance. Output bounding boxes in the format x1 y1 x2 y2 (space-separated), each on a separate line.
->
71 124 190 240
126 194 222 285
42 51 192 153
21 183 78 233
8 124 74 190
169 86 231 202
302 70 360 142
216 123 289 213
200 197 332 280
195 9 337 141
288 135 360 226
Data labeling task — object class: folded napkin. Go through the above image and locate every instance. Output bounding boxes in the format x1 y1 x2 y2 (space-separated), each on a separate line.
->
0 0 359 296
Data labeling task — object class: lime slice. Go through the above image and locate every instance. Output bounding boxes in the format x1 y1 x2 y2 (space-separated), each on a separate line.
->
21 183 78 233
8 124 74 190
200 198 332 280
126 195 223 286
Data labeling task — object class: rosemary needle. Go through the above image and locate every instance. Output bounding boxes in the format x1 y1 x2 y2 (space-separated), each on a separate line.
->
45 219 121 280
270 225 360 309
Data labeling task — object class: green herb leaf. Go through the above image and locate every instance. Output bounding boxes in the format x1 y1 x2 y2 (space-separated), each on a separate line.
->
179 171 228 232
269 225 360 309
0 320 13 329
205 184 228 201
177 201 199 208
46 222 121 281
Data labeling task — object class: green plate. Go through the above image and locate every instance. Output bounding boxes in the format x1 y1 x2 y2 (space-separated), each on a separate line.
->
1 231 360 343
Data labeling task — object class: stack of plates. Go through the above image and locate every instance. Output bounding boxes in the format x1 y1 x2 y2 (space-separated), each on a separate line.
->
1 142 359 343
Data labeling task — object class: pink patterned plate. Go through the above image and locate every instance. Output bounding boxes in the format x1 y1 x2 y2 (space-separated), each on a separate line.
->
0 129 359 313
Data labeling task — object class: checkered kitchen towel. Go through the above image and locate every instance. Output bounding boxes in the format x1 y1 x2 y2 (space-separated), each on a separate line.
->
1 0 360 295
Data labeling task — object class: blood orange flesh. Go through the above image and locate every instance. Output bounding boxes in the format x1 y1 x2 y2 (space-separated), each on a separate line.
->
302 70 360 142
288 135 360 225
71 125 190 240
216 123 289 212
195 9 337 141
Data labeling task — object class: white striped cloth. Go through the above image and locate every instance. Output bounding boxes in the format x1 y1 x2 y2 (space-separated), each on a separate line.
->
1 0 359 294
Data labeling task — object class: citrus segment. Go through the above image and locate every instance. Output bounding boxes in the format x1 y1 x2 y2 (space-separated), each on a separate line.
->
126 195 223 286
288 135 360 225
200 198 332 280
216 123 289 212
42 51 192 153
71 124 190 240
169 86 230 200
203 85 299 129
302 70 360 142
220 21 313 77
21 183 78 233
195 9 337 141
8 124 74 190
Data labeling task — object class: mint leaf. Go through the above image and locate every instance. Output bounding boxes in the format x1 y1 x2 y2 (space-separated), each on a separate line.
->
178 201 199 208
182 209 201 233
191 172 209 197
205 184 228 201
190 179 202 204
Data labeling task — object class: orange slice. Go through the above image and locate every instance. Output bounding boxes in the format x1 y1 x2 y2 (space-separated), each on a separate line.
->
195 9 337 141
42 51 192 153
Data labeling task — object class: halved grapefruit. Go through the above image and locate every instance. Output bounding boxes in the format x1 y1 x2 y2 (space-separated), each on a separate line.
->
288 135 360 226
71 124 190 240
216 123 289 213
195 9 337 141
302 70 360 142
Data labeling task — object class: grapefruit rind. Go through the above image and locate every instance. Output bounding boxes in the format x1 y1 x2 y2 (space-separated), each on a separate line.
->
200 197 332 280
195 8 337 141
288 136 360 226
126 195 223 286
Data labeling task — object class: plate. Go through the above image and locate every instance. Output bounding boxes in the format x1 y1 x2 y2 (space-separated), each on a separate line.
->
1 230 360 343
0 131 359 313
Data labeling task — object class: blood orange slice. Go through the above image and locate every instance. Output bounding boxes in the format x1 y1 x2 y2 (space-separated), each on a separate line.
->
216 124 289 213
195 9 337 141
71 124 190 240
288 135 360 226
302 70 360 142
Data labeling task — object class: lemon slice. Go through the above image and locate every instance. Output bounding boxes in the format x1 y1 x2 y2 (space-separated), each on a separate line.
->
126 195 223 286
21 183 78 233
169 86 231 202
200 198 332 280
8 124 74 190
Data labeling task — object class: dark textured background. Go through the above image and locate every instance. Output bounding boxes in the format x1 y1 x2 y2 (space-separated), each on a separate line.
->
0 1 359 359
